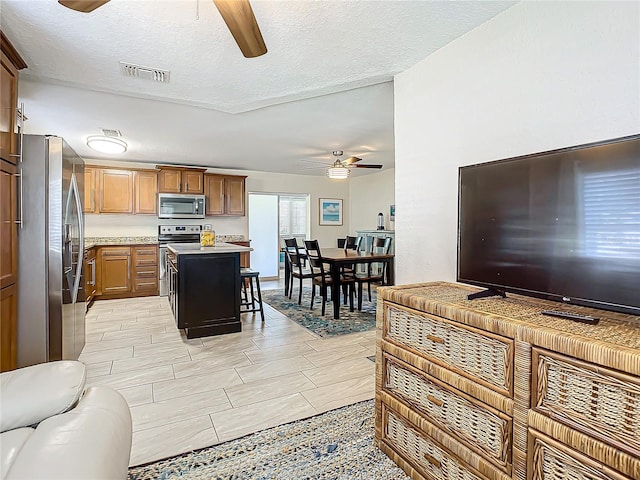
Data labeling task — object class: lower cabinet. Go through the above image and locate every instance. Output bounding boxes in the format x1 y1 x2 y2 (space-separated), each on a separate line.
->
98 247 131 295
94 244 158 300
84 247 97 306
0 283 17 372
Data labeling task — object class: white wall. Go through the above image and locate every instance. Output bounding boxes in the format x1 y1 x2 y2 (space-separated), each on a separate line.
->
349 168 395 232
394 1 640 284
84 158 350 247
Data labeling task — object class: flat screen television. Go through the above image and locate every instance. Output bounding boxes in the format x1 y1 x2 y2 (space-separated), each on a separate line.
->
457 134 640 316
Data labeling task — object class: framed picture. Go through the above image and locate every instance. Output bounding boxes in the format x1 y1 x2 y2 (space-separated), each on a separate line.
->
319 198 343 226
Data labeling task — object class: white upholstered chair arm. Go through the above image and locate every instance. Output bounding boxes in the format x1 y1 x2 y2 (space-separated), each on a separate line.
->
0 361 86 433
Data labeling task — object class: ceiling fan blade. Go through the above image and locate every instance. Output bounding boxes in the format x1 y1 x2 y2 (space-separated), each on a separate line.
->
58 0 110 12
213 0 267 58
353 164 383 169
343 156 362 165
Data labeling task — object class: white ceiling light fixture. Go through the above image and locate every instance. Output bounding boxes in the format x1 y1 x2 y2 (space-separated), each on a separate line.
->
86 135 127 154
327 160 350 179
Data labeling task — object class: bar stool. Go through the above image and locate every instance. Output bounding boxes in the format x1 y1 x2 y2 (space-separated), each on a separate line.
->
240 268 264 321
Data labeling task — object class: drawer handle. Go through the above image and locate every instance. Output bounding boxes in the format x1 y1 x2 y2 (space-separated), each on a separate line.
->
427 334 444 344
424 453 441 469
427 395 443 407
137 271 156 275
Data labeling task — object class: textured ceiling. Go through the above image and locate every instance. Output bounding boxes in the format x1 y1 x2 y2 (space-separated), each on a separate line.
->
1 0 516 175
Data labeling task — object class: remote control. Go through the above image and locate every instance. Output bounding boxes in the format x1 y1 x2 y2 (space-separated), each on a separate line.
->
541 310 600 324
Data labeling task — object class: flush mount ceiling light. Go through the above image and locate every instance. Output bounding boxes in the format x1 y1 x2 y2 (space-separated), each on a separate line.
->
86 135 127 154
327 160 350 179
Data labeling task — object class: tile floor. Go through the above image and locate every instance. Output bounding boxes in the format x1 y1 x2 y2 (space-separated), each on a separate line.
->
80 283 376 467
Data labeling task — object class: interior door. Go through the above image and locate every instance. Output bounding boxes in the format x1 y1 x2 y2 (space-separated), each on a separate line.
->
248 194 279 278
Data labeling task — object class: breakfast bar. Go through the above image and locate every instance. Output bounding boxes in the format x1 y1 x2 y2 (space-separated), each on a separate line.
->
166 242 252 338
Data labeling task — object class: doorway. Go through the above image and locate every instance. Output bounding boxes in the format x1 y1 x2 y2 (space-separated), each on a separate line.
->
248 193 309 280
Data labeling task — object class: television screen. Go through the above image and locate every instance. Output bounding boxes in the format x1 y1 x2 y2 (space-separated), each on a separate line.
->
457 135 640 315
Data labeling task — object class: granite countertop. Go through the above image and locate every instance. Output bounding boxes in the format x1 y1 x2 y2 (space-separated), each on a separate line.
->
84 236 158 249
167 242 252 255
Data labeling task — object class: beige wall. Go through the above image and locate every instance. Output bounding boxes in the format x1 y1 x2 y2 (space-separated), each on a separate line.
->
393 1 640 284
349 168 395 232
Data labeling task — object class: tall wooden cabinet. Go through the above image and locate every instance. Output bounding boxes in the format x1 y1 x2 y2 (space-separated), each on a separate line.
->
134 170 157 214
0 33 25 372
99 169 134 213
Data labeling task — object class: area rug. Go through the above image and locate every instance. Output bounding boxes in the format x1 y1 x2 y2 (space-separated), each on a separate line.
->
260 286 377 337
128 400 410 480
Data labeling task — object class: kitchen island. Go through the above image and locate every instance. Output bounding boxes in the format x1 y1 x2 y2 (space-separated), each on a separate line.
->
166 242 252 338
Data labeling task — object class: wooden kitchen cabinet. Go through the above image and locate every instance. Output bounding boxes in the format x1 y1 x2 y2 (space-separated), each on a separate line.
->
99 169 134 213
157 167 205 194
0 33 26 165
0 283 17 372
0 160 17 289
98 247 131 294
204 174 246 216
84 166 97 213
133 246 158 294
134 170 157 214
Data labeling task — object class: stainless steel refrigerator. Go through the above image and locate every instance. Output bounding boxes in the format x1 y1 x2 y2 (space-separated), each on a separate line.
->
17 135 85 367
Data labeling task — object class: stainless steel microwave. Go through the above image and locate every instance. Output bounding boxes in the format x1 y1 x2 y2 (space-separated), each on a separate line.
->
158 193 206 219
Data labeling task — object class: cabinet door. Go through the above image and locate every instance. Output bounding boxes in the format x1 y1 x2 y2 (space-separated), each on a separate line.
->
134 171 157 214
0 52 18 164
0 283 17 372
0 160 17 289
158 169 182 193
99 169 133 213
225 175 246 215
83 167 97 213
100 248 131 293
182 171 204 194
205 174 225 215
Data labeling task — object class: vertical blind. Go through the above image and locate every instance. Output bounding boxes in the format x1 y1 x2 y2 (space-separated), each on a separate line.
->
279 195 308 237
582 168 640 259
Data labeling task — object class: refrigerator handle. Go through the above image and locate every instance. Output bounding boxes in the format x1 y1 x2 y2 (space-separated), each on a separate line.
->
13 103 24 229
70 173 84 304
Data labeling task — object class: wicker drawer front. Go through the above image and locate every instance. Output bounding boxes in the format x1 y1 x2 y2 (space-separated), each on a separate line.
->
384 408 485 480
533 349 640 455
529 430 631 480
384 355 512 470
384 304 513 395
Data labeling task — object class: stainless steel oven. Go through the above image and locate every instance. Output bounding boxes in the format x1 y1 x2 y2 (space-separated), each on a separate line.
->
158 224 202 296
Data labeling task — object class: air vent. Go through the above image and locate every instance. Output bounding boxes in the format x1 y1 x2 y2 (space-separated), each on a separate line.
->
101 128 122 137
119 62 170 83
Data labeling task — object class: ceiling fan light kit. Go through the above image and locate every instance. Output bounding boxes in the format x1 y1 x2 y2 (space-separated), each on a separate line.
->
327 163 350 179
87 135 127 154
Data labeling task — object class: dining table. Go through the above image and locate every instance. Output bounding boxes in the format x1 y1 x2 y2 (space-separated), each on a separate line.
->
319 248 395 320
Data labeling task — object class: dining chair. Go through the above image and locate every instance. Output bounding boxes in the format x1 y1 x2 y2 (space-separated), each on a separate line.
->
355 236 392 310
304 239 356 315
284 238 318 305
344 235 362 251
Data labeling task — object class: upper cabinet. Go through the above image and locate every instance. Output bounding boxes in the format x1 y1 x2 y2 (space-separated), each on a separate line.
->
99 169 134 214
134 170 157 214
0 33 27 165
204 174 247 216
157 167 205 194
86 166 157 215
84 166 98 213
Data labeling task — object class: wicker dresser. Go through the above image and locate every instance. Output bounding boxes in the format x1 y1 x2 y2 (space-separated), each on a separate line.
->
375 282 640 480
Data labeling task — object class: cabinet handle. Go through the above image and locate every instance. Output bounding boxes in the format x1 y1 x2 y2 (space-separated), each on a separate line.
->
424 453 441 469
137 270 155 275
427 395 443 407
427 334 444 344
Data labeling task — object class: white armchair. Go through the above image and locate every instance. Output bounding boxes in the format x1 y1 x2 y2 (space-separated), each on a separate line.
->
0 361 132 479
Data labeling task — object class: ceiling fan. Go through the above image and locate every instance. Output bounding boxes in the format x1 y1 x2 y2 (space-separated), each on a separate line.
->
58 0 267 58
326 150 383 179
